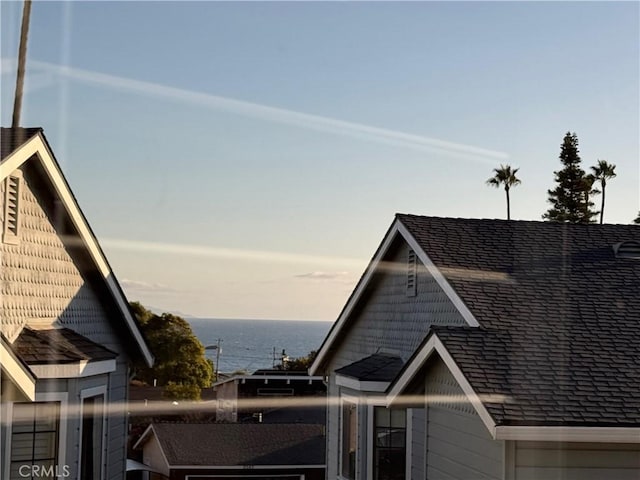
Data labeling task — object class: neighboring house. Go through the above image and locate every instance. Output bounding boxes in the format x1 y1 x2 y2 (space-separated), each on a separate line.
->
214 369 325 422
0 128 154 480
310 214 640 480
133 422 326 480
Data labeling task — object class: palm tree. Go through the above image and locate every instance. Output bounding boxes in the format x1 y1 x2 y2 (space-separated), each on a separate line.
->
590 160 617 224
486 164 521 220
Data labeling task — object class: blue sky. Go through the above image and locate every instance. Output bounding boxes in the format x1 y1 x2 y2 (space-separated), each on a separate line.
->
1 1 638 320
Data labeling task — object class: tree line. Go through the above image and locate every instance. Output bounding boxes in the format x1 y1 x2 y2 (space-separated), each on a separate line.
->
486 131 638 224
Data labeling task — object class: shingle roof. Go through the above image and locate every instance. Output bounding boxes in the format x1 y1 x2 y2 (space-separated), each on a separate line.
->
1 127 43 159
336 353 403 382
397 214 640 427
147 423 325 466
13 328 118 365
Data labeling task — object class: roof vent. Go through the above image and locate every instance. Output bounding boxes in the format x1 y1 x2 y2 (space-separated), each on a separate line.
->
613 241 640 259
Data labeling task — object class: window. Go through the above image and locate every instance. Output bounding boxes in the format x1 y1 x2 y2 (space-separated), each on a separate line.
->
79 388 106 480
373 407 406 480
341 399 357 480
3 172 22 244
9 402 60 480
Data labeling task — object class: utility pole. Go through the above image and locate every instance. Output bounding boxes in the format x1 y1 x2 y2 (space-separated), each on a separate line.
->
215 338 221 382
12 0 32 128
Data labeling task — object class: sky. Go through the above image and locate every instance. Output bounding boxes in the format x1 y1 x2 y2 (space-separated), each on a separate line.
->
1 1 638 320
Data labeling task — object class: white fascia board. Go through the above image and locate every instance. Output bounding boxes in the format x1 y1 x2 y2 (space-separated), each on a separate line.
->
311 219 404 375
29 358 116 379
495 426 640 443
310 217 480 375
395 222 480 327
336 374 389 393
386 334 496 437
132 424 155 451
0 339 36 400
0 133 154 367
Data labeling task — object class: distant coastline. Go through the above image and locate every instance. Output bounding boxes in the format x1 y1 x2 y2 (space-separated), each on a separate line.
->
188 318 332 374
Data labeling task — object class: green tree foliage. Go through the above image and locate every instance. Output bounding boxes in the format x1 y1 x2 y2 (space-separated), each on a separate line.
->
590 160 617 224
543 132 597 223
276 350 318 371
486 164 521 220
130 302 213 400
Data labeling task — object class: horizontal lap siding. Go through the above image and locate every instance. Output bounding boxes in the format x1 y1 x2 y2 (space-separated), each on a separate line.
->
514 441 640 480
411 407 426 480
426 360 502 480
332 241 466 370
1 168 135 480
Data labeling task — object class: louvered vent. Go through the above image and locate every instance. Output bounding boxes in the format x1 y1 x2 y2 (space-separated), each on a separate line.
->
613 241 640 259
3 174 21 244
407 249 417 297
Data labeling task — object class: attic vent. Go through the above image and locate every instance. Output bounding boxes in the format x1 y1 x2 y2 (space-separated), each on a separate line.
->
407 249 417 297
3 173 22 245
613 241 640 259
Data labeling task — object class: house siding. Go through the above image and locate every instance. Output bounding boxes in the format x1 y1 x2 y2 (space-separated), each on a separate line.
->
512 441 640 480
410 407 426 480
331 240 467 370
0 166 125 355
425 359 502 480
1 167 132 480
324 239 469 479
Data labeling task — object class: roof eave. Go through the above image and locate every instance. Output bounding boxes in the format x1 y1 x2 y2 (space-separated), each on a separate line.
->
0 131 154 367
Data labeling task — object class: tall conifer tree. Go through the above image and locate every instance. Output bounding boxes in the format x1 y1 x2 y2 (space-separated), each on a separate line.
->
543 132 597 223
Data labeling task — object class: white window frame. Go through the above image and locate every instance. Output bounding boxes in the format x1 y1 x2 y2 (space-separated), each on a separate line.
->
366 399 410 480
4 391 69 480
78 385 108 480
339 393 359 480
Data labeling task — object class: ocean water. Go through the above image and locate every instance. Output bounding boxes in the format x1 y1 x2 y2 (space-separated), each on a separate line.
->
188 318 333 374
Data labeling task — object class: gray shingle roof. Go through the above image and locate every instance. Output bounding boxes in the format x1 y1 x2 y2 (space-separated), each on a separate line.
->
1 127 43 159
336 353 403 382
13 327 118 365
147 423 325 466
397 214 640 427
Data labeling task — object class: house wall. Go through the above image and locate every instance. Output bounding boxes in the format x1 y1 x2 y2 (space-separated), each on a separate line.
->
511 441 640 480
425 359 503 480
142 431 171 478
325 239 468 479
1 166 133 479
331 240 467 369
216 381 238 422
410 407 426 480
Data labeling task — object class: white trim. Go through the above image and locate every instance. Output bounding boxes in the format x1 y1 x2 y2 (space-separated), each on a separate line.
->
336 375 389 393
131 423 155 451
0 337 36 400
386 335 496 437
0 133 154 367
338 394 359 480
78 385 108 480
311 220 403 375
494 426 640 443
310 218 479 375
29 359 116 379
396 222 480 327
405 408 412 480
4 391 69 480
